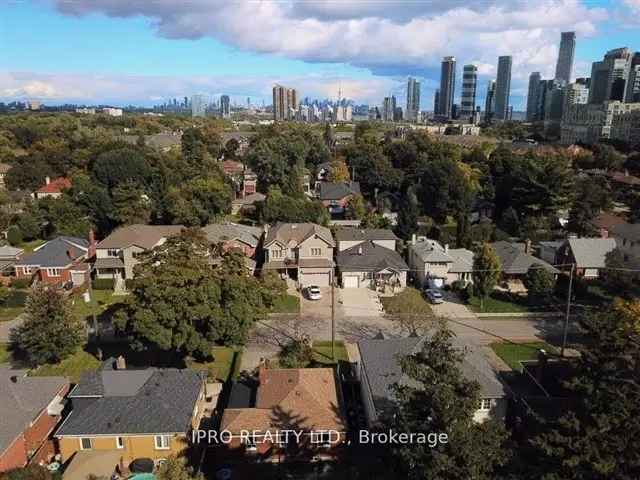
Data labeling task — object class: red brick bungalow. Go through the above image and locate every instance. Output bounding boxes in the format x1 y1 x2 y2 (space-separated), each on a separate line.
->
0 370 69 472
14 235 95 288
34 177 72 200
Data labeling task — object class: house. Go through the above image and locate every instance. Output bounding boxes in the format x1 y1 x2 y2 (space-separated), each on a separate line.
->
55 364 205 468
336 241 408 291
611 223 640 262
202 222 262 258
318 181 360 216
14 235 94 287
407 236 474 288
219 366 347 462
0 368 68 471
0 163 11 189
0 245 23 275
557 237 617 278
262 223 334 287
590 212 627 238
34 177 72 199
93 224 184 283
537 241 564 265
334 228 398 252
356 337 507 428
491 241 559 280
221 160 258 200
231 192 266 215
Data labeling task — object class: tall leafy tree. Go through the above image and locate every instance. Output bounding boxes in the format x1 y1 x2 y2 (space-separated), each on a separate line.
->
531 299 640 479
395 187 419 240
91 147 151 191
387 324 509 479
111 181 152 226
568 176 612 236
524 267 556 304
472 243 501 311
10 287 85 366
167 176 233 227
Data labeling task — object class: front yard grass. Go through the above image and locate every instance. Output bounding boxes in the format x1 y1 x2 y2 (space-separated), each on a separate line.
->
380 287 433 316
187 346 243 382
270 293 300 314
71 289 123 319
468 293 530 314
490 341 557 371
0 289 29 322
311 340 349 365
31 349 101 382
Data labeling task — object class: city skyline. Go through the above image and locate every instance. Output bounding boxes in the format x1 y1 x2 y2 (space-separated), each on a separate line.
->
1 0 639 110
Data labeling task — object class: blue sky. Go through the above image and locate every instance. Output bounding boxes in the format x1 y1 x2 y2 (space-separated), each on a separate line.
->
1 0 639 109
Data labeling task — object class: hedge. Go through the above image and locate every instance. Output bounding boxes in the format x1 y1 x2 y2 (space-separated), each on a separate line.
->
5 290 28 308
92 278 115 290
11 278 31 289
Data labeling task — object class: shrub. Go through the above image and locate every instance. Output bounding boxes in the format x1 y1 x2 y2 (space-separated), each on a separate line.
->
5 289 28 307
92 278 115 290
2 464 52 480
462 283 474 303
6 225 22 246
450 280 467 292
11 278 31 289
279 339 313 369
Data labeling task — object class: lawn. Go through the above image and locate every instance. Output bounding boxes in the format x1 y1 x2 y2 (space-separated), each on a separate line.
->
31 349 101 382
71 290 123 319
187 346 242 382
380 287 433 317
490 341 557 371
0 344 10 363
311 340 349 365
468 293 530 314
270 293 300 314
0 306 24 322
0 289 29 322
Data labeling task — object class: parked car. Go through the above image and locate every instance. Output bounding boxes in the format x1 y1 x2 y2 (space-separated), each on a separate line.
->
305 285 322 300
425 289 444 304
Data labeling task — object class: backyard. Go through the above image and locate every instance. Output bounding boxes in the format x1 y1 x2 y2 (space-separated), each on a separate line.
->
31 349 102 382
490 341 558 371
186 346 243 382
0 289 28 322
70 289 124 319
311 340 349 365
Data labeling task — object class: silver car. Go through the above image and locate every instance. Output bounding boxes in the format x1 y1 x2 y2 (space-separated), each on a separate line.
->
425 289 444 304
306 285 322 300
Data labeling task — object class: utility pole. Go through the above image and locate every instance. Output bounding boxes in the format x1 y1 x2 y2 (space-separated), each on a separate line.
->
331 270 336 362
561 263 575 357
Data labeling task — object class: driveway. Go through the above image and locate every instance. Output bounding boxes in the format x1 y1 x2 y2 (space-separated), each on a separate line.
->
337 288 383 318
430 291 477 320
299 287 332 318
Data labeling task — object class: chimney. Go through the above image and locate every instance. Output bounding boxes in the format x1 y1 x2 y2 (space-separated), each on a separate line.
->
525 239 532 254
411 234 416 246
357 246 363 255
444 244 449 254
45 176 51 185
115 355 126 370
258 361 268 386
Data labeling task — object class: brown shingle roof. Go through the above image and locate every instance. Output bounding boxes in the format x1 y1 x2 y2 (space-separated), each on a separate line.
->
264 223 334 248
97 225 184 250
221 368 345 433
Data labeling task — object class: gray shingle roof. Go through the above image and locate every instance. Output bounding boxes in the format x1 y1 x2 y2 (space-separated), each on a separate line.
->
318 181 360 201
97 225 184 250
264 223 334 248
611 223 640 242
409 238 474 272
567 237 617 269
15 236 89 268
202 222 262 248
358 336 506 415
491 241 559 275
336 241 408 273
334 228 398 242
1 367 67 454
57 369 202 436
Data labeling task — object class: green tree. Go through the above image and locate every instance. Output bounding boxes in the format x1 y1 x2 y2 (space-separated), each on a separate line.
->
10 287 85 366
419 158 474 224
279 339 313 368
524 267 556 304
592 143 624 170
111 181 152 226
91 147 151 191
327 159 350 182
345 193 366 220
568 176 612 236
387 324 509 479
395 187 419 240
39 197 93 238
531 299 640 479
472 243 501 311
6 225 22 246
167 176 233 227
1 464 53 480
16 208 43 241
257 187 329 225
323 122 335 150
600 248 637 297
114 229 271 358
223 137 240 160
156 455 202 480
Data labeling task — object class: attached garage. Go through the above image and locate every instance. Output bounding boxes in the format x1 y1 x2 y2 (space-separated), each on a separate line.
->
342 275 360 288
299 270 331 287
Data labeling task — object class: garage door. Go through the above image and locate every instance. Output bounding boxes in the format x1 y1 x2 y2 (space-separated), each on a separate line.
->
300 272 330 287
343 275 359 288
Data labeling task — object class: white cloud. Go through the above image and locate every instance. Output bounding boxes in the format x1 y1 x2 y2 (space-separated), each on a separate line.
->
0 71 396 106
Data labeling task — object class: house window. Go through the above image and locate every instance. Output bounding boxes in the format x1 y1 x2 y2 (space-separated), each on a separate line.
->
80 438 92 450
46 268 61 277
154 435 171 450
478 398 492 411
311 248 322 256
107 249 119 257
116 437 124 449
22 266 34 275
